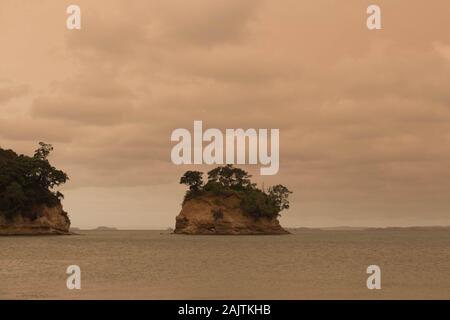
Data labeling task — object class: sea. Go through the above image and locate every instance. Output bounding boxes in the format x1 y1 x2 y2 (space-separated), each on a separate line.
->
1 229 449 299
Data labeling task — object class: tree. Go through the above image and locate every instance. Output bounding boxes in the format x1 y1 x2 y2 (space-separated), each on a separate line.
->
29 142 68 191
0 142 69 220
179 166 293 219
231 166 253 189
179 171 204 191
240 188 278 219
268 184 292 212
207 164 253 189
34 142 53 160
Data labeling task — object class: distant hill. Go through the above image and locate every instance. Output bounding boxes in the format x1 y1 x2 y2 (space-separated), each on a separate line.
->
288 226 450 232
94 226 118 231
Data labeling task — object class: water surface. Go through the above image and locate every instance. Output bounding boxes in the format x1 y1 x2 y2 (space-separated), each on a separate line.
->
1 230 449 299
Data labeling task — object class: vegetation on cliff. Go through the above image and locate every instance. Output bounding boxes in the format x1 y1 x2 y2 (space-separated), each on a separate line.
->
0 142 68 220
180 165 292 219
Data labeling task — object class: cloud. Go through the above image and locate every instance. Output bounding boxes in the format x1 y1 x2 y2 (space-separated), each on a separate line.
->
0 117 74 142
149 0 263 46
31 69 137 125
0 80 28 104
1 0 450 227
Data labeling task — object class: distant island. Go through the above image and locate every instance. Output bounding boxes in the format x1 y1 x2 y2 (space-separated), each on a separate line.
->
94 226 118 231
174 165 291 235
0 143 71 235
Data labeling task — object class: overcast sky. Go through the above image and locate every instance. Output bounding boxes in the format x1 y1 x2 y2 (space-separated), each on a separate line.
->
1 0 450 228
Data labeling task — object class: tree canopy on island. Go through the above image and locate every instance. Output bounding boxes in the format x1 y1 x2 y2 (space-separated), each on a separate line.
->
0 142 68 220
180 165 292 219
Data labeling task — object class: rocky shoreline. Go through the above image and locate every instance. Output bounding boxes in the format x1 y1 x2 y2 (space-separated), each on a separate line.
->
0 204 71 236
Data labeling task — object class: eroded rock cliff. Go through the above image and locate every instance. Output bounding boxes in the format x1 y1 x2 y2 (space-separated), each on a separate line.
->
0 203 71 235
174 194 289 235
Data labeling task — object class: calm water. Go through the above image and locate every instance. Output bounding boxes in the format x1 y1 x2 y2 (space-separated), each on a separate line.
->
1 230 449 299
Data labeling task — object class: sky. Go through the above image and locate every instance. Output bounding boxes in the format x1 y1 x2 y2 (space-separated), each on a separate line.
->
1 0 450 228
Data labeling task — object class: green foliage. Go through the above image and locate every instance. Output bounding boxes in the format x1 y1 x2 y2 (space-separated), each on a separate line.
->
180 170 204 191
0 143 68 220
34 142 53 160
207 164 253 190
180 170 205 204
203 181 235 197
268 184 292 212
240 188 278 219
179 165 292 219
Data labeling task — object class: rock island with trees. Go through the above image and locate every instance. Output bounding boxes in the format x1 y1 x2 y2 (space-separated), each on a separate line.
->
0 143 71 235
175 165 292 235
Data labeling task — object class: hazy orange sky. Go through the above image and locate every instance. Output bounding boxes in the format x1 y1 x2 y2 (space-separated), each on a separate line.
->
1 0 450 228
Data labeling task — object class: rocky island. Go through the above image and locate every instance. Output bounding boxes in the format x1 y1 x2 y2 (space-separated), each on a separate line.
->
0 143 71 235
174 165 291 235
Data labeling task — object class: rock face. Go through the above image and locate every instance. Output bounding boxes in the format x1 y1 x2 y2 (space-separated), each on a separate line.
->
174 194 289 235
0 203 71 236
